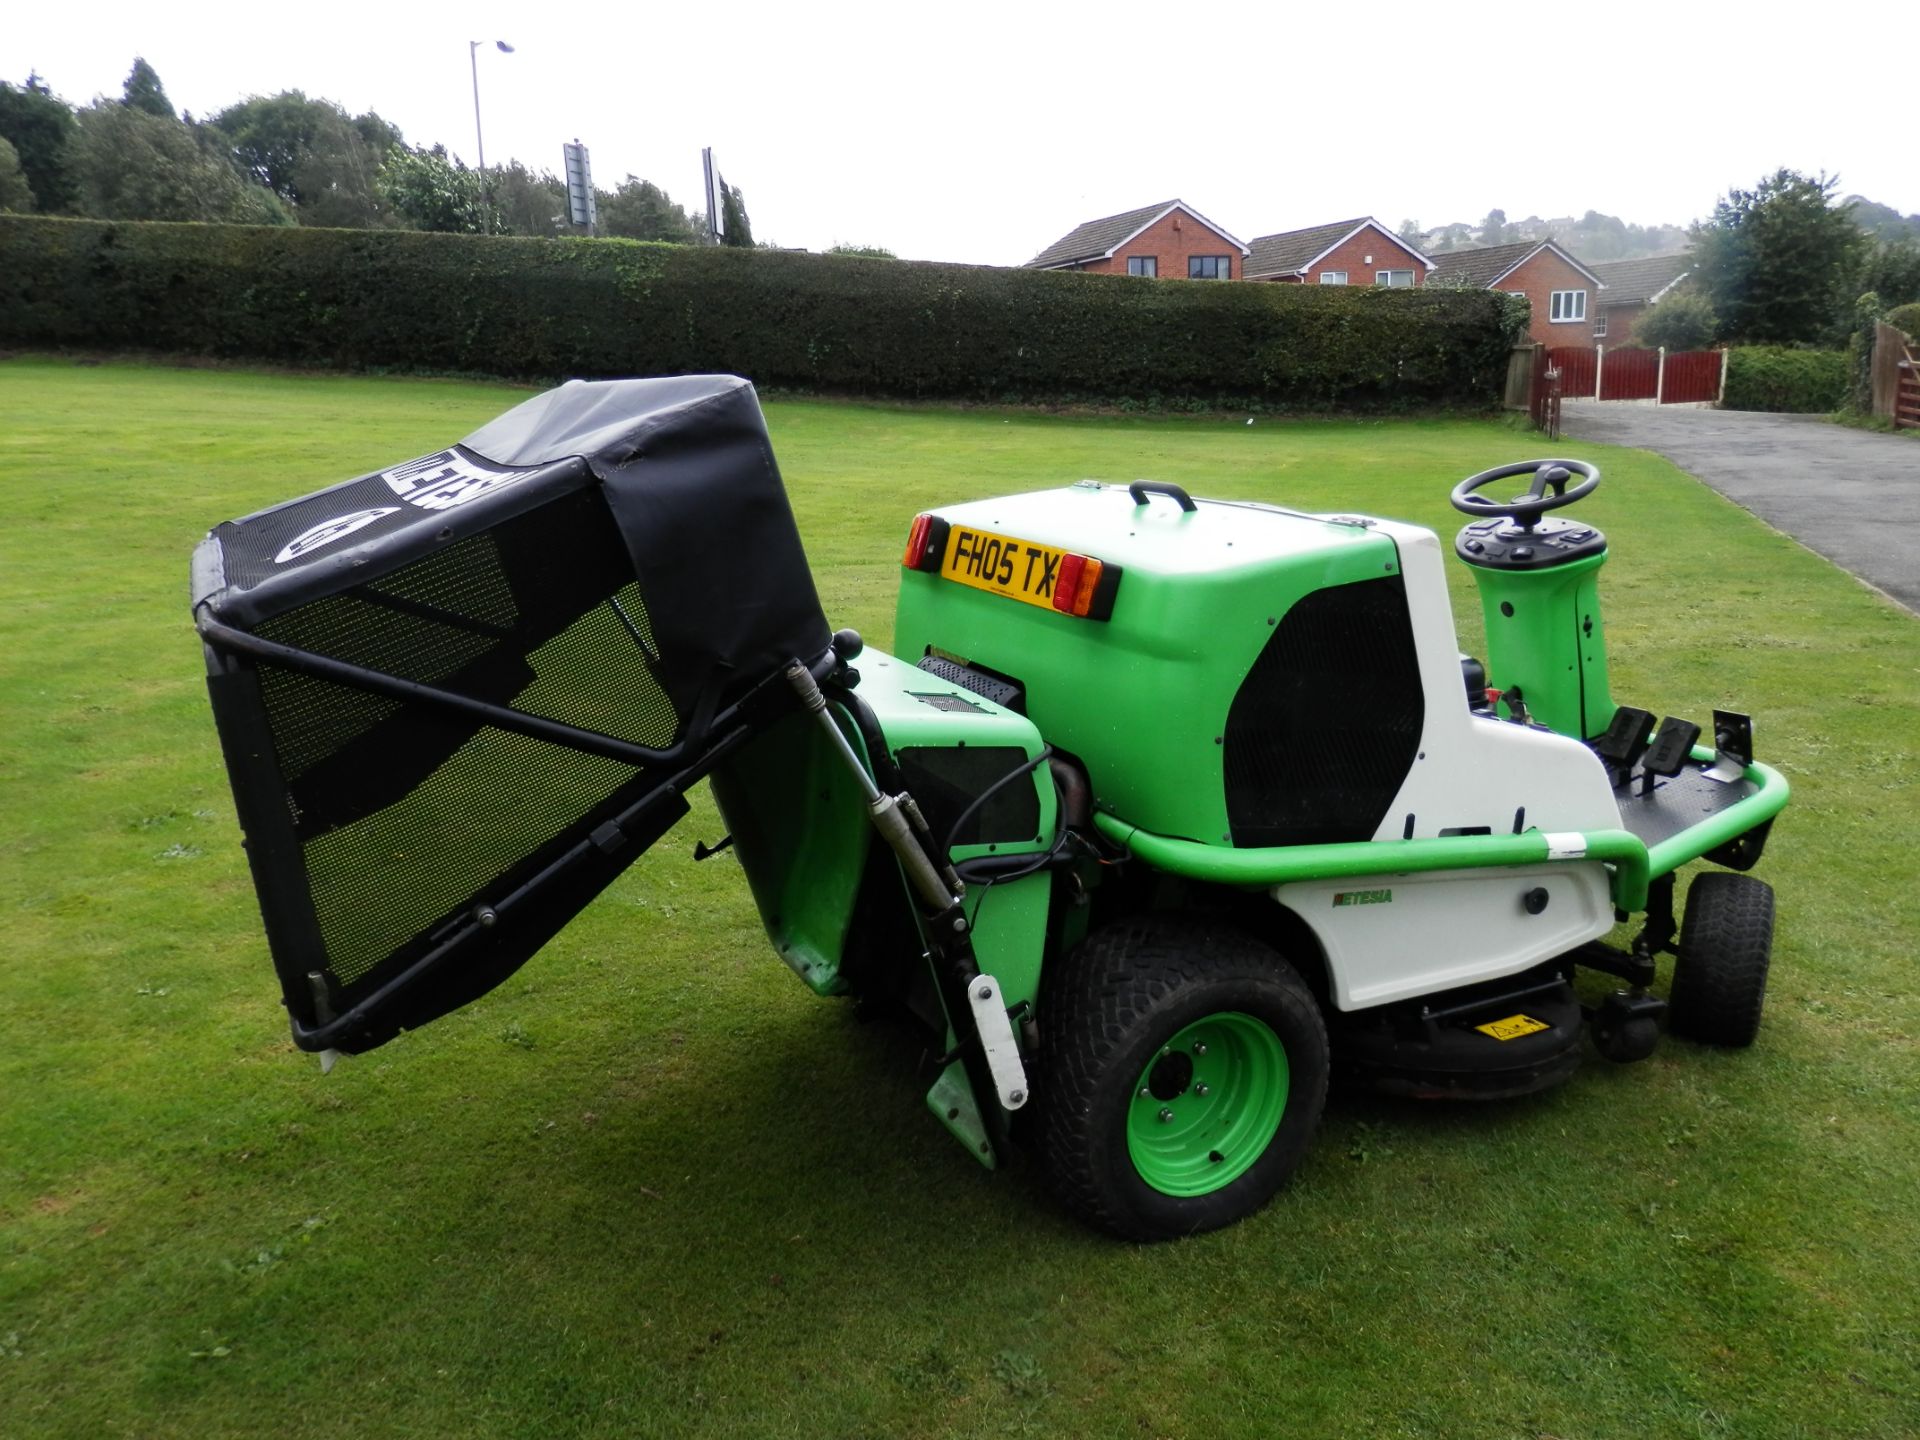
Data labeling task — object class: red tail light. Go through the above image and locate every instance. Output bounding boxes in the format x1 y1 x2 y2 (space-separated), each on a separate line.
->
901 513 950 572
1052 554 1106 617
903 513 931 568
1052 554 1085 612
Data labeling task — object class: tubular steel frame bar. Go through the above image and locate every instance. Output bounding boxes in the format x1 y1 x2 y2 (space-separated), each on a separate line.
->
1095 748 1788 915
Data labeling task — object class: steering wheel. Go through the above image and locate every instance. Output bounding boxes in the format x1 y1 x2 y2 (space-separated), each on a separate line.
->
1450 459 1600 530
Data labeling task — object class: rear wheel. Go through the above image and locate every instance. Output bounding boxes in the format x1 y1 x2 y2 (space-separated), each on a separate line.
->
1037 915 1328 1241
1669 872 1775 1047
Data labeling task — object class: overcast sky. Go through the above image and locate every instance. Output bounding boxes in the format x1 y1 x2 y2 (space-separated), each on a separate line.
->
8 2 1917 265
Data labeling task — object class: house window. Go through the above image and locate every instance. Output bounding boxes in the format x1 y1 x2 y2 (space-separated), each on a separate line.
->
1550 290 1588 323
1319 270 1348 285
1189 255 1232 280
1126 256 1157 278
1375 270 1415 287
1594 311 1609 338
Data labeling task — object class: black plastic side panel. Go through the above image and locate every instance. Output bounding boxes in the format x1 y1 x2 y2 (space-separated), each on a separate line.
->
1222 574 1424 847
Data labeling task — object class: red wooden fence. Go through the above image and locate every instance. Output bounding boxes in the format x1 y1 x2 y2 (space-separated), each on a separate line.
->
1546 346 1597 398
1661 349 1723 405
1600 347 1658 401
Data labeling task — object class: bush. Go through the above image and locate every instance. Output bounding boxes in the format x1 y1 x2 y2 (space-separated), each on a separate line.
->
1885 302 1920 341
1721 347 1849 413
0 216 1515 410
1849 292 1883 414
1634 291 1718 352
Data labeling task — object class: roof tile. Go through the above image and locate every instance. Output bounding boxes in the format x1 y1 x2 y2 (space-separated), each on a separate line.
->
1025 201 1182 269
1244 219 1371 279
1589 253 1692 306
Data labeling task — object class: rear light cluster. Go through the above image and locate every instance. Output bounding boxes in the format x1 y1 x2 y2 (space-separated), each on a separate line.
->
902 512 950 571
900 513 1122 621
1052 553 1105 617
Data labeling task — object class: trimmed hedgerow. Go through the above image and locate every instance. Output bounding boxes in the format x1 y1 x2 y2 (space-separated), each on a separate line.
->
0 216 1516 409
1721 346 1849 413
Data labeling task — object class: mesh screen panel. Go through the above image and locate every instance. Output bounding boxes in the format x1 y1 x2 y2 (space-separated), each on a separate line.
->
246 487 683 993
1223 576 1424 847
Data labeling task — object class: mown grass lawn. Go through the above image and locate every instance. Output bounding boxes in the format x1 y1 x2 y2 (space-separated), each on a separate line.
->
1 358 1915 1440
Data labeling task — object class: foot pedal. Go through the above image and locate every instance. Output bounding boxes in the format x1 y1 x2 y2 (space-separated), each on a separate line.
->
1591 706 1656 787
1637 716 1701 794
1705 709 1752 784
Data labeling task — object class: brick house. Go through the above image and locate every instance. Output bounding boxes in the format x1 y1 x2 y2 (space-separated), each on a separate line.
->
1025 199 1249 280
1430 240 1607 346
1586 253 1692 347
1244 217 1434 286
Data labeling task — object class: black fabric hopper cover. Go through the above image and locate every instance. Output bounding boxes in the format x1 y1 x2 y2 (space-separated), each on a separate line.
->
192 375 830 1052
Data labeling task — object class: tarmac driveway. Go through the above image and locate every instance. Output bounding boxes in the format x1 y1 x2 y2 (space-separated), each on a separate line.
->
1558 402 1920 612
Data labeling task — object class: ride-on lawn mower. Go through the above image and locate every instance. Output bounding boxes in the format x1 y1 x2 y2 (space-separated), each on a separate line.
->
192 377 1788 1240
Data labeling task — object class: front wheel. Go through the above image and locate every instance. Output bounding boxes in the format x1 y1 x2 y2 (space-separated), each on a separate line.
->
1036 915 1328 1241
1669 872 1775 1047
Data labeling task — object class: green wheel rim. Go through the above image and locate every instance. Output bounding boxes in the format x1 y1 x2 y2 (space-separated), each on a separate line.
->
1126 1011 1289 1197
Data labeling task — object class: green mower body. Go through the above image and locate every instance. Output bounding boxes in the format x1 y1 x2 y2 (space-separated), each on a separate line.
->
193 380 1790 1240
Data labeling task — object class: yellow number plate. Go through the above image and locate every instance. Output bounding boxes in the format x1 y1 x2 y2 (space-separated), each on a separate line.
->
940 526 1072 611
1475 1014 1550 1041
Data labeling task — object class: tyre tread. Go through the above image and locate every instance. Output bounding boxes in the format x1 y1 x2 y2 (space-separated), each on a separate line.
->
1669 872 1775 1047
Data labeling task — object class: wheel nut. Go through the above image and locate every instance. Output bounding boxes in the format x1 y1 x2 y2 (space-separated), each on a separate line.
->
1137 1086 1151 1099
1158 1107 1174 1124
1195 1083 1211 1097
1192 1041 1208 1056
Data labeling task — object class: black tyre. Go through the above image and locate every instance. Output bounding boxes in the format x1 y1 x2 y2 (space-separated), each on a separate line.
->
1036 914 1329 1241
1669 872 1775 1047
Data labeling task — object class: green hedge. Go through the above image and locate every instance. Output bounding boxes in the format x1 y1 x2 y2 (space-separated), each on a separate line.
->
0 216 1515 409
1721 347 1849 413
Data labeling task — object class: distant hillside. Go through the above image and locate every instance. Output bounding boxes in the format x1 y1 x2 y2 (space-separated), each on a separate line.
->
1403 211 1687 262
1403 195 1919 263
1846 196 1920 241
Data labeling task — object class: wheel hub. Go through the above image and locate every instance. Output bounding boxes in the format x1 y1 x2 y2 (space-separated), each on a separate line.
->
1126 1012 1289 1197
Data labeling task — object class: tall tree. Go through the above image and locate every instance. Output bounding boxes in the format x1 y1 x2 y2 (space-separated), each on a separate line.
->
376 144 487 233
1857 237 1920 308
122 57 173 119
489 160 567 235
66 101 290 224
1690 168 1864 345
211 92 403 227
1397 218 1424 246
1479 208 1507 246
718 177 753 248
0 136 33 212
0 74 77 212
599 175 700 243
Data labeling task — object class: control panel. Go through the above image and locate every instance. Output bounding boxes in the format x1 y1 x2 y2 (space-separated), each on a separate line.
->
1453 516 1607 570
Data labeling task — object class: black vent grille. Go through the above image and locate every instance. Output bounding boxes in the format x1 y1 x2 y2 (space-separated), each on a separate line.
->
915 654 1025 712
246 487 681 993
897 746 1040 848
1223 575 1424 847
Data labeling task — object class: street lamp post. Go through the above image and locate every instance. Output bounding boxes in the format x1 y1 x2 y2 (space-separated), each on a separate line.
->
468 39 514 231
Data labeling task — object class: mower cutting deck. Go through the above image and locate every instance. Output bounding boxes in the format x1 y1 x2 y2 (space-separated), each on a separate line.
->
192 377 1788 1240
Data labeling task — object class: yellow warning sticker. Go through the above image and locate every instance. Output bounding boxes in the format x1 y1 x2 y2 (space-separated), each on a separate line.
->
1475 1013 1551 1041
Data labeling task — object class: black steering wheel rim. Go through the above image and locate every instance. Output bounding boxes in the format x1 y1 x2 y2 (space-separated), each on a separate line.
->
1450 459 1600 526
